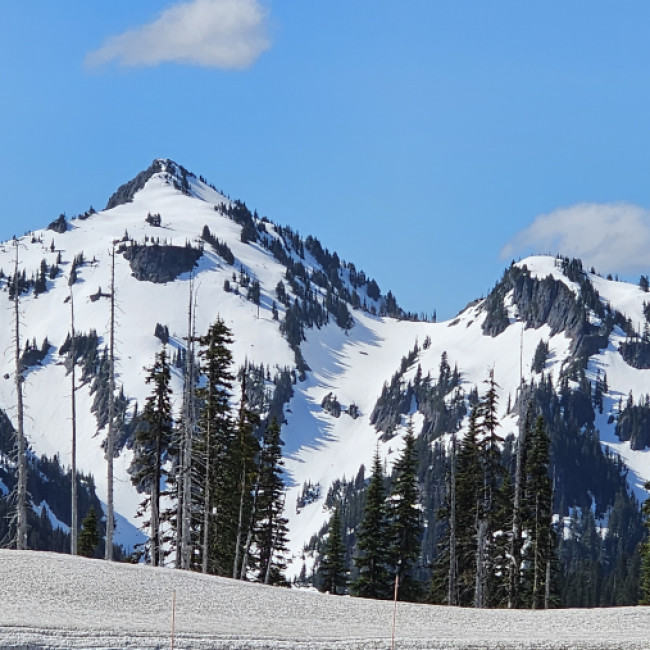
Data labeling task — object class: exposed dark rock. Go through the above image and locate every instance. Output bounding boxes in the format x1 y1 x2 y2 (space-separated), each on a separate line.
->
105 160 165 210
119 243 201 283
47 214 67 234
481 264 611 365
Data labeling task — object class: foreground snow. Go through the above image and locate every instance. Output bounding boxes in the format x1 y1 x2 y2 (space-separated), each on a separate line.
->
1 551 649 649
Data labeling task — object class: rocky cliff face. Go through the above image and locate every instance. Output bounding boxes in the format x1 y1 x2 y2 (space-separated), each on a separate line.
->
119 242 202 283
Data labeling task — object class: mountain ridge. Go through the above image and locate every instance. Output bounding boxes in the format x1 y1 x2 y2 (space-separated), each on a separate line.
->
0 160 648 603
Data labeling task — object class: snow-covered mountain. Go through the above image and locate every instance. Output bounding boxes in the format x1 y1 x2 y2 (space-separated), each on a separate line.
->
1 159 649 577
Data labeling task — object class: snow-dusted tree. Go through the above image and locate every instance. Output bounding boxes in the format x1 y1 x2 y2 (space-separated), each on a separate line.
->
507 404 531 609
474 370 504 608
130 346 174 566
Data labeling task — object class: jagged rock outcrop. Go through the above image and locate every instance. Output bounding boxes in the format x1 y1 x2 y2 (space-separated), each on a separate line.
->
119 243 202 283
105 160 165 210
482 263 611 362
47 214 67 234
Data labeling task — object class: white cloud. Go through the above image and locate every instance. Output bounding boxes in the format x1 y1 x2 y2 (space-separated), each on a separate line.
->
86 0 271 69
501 202 650 275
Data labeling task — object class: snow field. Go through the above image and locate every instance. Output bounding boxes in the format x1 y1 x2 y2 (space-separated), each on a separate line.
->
1 550 649 649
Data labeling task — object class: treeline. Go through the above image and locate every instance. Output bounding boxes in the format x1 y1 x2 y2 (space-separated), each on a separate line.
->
0 407 110 558
128 317 290 584
313 370 647 608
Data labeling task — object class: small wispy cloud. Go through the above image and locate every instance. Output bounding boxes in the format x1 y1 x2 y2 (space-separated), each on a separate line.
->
86 0 271 69
501 202 650 275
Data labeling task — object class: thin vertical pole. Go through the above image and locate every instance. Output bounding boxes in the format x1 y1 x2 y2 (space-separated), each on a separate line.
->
391 573 399 650
170 589 176 650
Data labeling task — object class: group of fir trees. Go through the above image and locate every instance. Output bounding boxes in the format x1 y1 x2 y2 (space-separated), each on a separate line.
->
129 316 289 582
431 373 556 609
319 419 424 601
319 371 559 609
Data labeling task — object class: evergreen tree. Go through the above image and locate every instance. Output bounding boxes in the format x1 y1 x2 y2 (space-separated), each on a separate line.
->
232 376 261 578
522 415 555 608
78 508 100 558
352 448 391 599
639 481 650 604
452 408 482 606
474 370 505 608
318 506 348 594
194 318 235 574
129 346 173 566
388 419 424 601
255 417 289 584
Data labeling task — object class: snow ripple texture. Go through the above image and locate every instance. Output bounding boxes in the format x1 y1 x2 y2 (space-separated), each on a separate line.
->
1 552 649 649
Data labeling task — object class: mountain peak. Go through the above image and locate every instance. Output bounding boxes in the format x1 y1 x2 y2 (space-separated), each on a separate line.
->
104 158 196 211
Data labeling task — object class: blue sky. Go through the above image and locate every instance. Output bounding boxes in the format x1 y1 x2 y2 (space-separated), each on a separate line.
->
3 2 650 319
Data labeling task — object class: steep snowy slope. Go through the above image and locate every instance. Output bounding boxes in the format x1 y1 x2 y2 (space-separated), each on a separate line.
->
1 159 650 575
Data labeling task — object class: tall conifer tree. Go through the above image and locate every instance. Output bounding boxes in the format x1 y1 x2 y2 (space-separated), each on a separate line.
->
255 417 289 584
129 346 173 566
352 448 391 599
194 318 234 574
522 415 554 608
388 419 424 601
639 481 650 604
319 506 348 594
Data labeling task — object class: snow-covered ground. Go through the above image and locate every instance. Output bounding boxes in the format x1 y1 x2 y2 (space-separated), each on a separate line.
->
0 550 649 650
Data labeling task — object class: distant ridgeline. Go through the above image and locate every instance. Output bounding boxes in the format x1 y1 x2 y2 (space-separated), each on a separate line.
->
306 258 648 608
0 408 118 558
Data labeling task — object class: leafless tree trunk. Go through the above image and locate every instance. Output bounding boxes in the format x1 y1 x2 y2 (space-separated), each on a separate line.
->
233 378 247 579
447 434 457 606
508 396 527 609
201 329 215 574
474 518 488 608
105 243 116 561
13 241 27 551
240 470 260 580
177 278 196 570
70 286 78 555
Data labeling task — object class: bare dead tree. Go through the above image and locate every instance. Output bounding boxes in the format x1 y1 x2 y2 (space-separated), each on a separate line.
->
13 240 27 550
